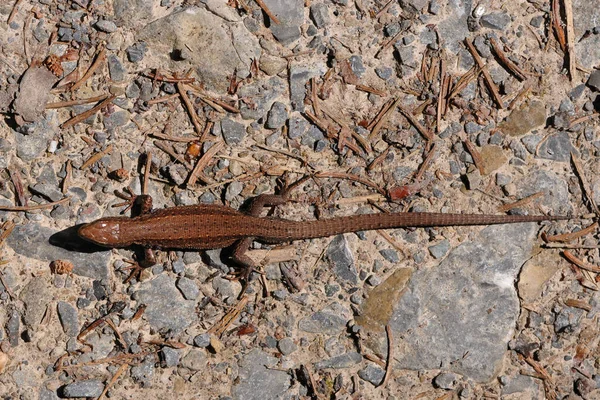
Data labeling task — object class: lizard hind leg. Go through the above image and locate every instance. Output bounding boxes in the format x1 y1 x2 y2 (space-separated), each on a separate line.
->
228 237 263 297
244 174 310 217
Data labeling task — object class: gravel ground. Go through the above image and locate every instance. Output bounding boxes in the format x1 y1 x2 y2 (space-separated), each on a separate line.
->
0 0 600 399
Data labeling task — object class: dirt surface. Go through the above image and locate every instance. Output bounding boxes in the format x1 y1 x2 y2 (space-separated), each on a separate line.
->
0 0 599 399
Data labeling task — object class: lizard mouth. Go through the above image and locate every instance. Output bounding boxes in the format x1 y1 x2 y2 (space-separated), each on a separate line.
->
78 219 129 247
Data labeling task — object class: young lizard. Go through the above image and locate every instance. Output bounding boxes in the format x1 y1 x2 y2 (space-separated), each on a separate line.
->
78 188 568 286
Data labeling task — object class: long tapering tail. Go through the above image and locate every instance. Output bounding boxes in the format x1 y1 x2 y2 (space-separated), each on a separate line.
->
268 212 567 241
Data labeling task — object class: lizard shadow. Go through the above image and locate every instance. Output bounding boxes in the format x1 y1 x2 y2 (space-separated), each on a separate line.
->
49 224 108 253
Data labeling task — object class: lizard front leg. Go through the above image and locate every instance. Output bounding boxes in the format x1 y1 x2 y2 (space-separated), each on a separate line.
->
113 189 156 282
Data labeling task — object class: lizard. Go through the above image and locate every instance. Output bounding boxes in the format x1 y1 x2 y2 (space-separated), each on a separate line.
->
77 186 569 287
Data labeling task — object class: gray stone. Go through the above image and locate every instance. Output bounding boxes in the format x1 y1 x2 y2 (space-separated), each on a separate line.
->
530 15 544 28
181 348 207 371
9 223 110 280
266 102 288 129
517 170 570 215
314 352 362 369
536 131 577 162
379 249 399 263
107 54 125 81
137 7 260 92
176 277 200 300
112 0 154 27
39 388 60 400
433 372 458 389
326 235 357 283
301 126 325 149
204 249 229 273
554 306 585 333
225 182 244 202
395 45 418 68
57 302 79 337
278 338 297 355
221 119 246 145
521 135 542 154
375 67 393 80
15 113 58 161
501 375 540 395
263 0 304 45
172 259 185 274
212 276 238 299
6 308 19 346
161 347 181 367
194 333 211 348
289 62 327 112
94 19 117 33
126 42 147 63
359 365 385 386
271 25 301 45
349 55 366 78
428 239 450 259
61 380 104 398
325 284 340 296
103 110 130 131
130 360 155 384
400 0 429 12
367 275 382 286
29 183 63 202
436 0 472 53
310 3 330 28
238 77 286 120
480 12 511 30
232 349 291 400
298 303 349 334
133 274 196 332
574 1 600 67
363 223 547 382
288 116 308 139
587 70 600 92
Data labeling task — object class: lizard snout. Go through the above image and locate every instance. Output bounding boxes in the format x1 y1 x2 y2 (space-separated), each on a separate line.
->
78 219 129 247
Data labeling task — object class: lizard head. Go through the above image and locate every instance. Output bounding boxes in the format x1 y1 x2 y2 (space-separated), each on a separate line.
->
78 218 132 247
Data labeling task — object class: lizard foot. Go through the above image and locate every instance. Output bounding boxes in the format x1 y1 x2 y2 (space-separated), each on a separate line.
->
113 187 138 215
121 259 144 284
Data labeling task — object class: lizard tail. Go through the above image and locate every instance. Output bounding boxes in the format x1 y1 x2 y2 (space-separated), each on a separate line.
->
268 212 568 241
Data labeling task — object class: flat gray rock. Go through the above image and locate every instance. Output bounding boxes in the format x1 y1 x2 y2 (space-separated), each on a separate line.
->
359 223 542 382
232 349 291 400
574 1 600 67
133 274 196 332
298 302 350 334
137 7 260 93
8 223 110 280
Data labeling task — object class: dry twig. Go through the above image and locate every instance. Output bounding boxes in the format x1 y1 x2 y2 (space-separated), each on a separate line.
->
71 48 107 92
465 38 504 109
81 144 113 169
60 94 117 129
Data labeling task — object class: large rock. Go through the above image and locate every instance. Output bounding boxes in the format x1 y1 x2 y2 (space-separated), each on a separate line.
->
573 0 600 67
137 7 260 93
133 274 196 332
358 223 544 382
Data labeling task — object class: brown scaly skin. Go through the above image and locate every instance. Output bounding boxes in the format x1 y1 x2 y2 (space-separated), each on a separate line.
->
78 192 568 288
